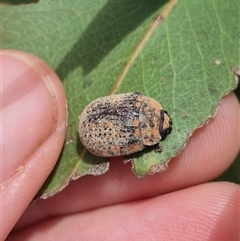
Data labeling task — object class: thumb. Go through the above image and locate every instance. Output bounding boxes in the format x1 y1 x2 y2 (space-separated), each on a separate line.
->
1 50 67 239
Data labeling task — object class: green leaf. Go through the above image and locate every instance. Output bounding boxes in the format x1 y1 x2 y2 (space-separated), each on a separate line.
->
2 0 239 198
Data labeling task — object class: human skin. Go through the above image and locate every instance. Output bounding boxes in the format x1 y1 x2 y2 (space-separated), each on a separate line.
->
1 50 240 241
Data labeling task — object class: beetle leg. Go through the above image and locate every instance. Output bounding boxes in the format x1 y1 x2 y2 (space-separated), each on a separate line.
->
154 144 162 153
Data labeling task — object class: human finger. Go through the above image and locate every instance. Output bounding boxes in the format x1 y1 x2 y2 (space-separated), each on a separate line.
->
8 182 239 241
1 50 67 240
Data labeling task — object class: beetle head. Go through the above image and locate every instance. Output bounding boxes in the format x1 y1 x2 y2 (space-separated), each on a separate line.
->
159 110 172 141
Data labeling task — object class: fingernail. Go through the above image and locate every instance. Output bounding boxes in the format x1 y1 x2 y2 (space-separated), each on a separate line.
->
1 51 58 183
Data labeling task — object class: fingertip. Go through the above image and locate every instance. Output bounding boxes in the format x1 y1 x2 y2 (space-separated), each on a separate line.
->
1 49 67 183
1 49 67 239
172 92 239 184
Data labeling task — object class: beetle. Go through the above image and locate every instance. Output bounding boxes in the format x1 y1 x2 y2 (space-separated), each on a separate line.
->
78 92 172 157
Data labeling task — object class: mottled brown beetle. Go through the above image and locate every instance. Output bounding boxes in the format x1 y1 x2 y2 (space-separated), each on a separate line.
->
78 93 172 157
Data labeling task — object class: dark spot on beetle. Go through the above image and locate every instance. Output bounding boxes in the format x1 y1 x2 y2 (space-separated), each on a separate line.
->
128 138 139 145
